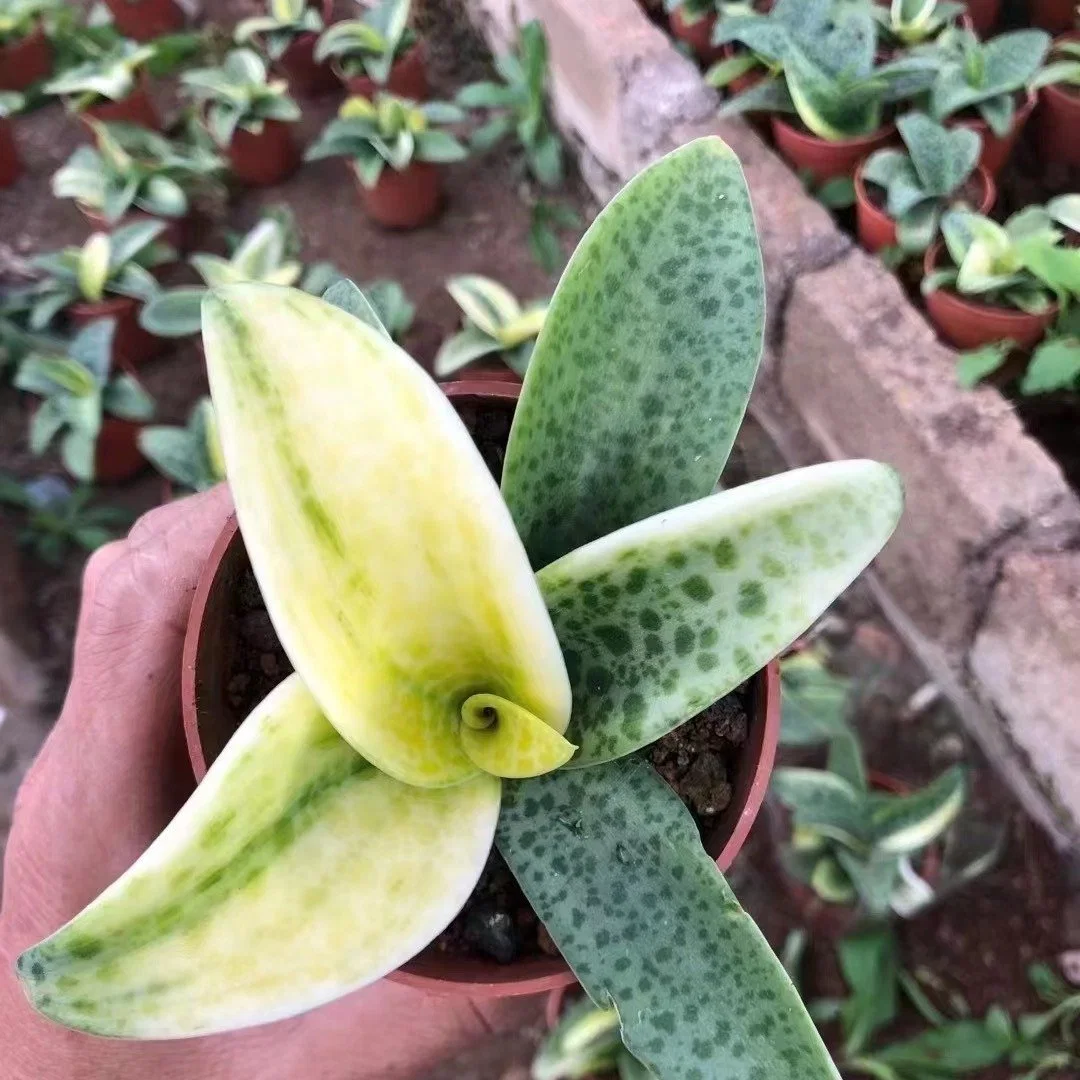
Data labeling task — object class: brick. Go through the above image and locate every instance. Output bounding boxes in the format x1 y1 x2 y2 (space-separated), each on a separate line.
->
970 551 1080 824
779 249 1079 650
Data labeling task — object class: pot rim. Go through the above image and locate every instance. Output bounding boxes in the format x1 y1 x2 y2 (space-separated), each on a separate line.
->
180 378 782 996
771 114 897 152
854 161 997 224
67 292 140 319
1040 37 1080 104
332 40 426 93
952 86 1037 131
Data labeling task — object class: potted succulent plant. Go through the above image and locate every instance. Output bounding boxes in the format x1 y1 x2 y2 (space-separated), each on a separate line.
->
919 25 1051 175
13 318 155 483
52 119 224 249
717 0 938 181
17 141 903 1080
1029 0 1076 34
181 48 302 187
314 0 426 100
235 0 336 97
139 396 225 494
0 89 22 186
856 111 994 257
42 37 160 129
434 274 547 379
306 93 467 228
139 209 341 336
28 222 171 366
0 0 58 90
102 0 184 43
922 202 1080 350
1032 35 1080 168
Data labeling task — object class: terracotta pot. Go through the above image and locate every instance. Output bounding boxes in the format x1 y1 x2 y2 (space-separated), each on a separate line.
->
67 294 164 368
1036 35 1080 167
82 76 160 132
669 8 725 65
950 89 1036 177
94 414 147 483
1029 0 1075 34
0 23 52 91
276 31 339 96
0 116 20 188
854 162 996 254
771 117 896 183
356 159 442 229
336 43 429 101
228 119 300 187
965 0 1001 35
922 242 1057 352
78 203 195 254
181 380 782 998
104 0 184 42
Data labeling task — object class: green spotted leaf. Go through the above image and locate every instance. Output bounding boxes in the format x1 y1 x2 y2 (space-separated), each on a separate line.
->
502 137 765 570
537 461 903 766
17 675 501 1038
497 759 841 1080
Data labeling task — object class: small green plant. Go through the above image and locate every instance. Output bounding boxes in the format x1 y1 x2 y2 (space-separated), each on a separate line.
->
181 48 300 149
533 995 654 1080
235 0 324 62
360 278 414 340
923 200 1080 313
0 472 130 564
1 287 63 379
457 20 564 187
138 397 224 493
434 275 547 378
27 221 170 329
313 0 414 84
860 111 982 255
52 120 224 224
866 0 966 47
139 211 337 336
305 92 466 186
43 37 157 112
1031 36 1080 93
0 0 63 46
921 25 1051 136
13 319 155 481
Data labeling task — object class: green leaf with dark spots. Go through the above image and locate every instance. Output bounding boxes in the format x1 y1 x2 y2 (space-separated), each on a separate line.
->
497 759 841 1080
502 138 765 570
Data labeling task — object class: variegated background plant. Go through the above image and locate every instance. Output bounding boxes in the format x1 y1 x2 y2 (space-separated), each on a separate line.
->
16 138 903 1080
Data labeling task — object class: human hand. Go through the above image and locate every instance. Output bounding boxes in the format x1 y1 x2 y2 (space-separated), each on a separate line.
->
0 487 539 1080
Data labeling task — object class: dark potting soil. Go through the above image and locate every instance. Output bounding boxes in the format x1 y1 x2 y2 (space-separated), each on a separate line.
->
864 172 987 214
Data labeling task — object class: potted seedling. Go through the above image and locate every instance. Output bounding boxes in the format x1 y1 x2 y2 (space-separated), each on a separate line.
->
235 0 336 97
315 0 426 101
718 0 938 181
102 0 183 42
1031 35 1080 168
922 201 1080 350
139 210 341 336
434 274 547 379
0 0 59 90
457 20 565 189
13 318 155 483
0 89 22 186
17 142 903 1080
139 396 225 494
856 111 994 257
920 25 1052 175
181 48 302 187
306 93 467 229
29 221 172 366
52 119 224 249
1030 0 1076 34
43 37 160 129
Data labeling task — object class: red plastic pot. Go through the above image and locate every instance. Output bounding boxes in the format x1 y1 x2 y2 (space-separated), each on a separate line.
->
276 31 339 96
1029 0 1075 34
0 116 20 188
669 8 725 65
355 159 442 229
82 75 160 131
181 380 782 998
228 119 301 187
854 161 996 254
67 295 165 369
0 24 52 91
94 415 148 483
1036 35 1080 167
965 0 1001 35
950 89 1036 177
336 43 429 101
922 242 1058 352
103 0 184 42
772 118 896 183
78 203 195 254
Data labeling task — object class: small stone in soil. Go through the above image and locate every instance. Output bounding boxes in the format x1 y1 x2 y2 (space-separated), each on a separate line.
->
462 902 520 965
